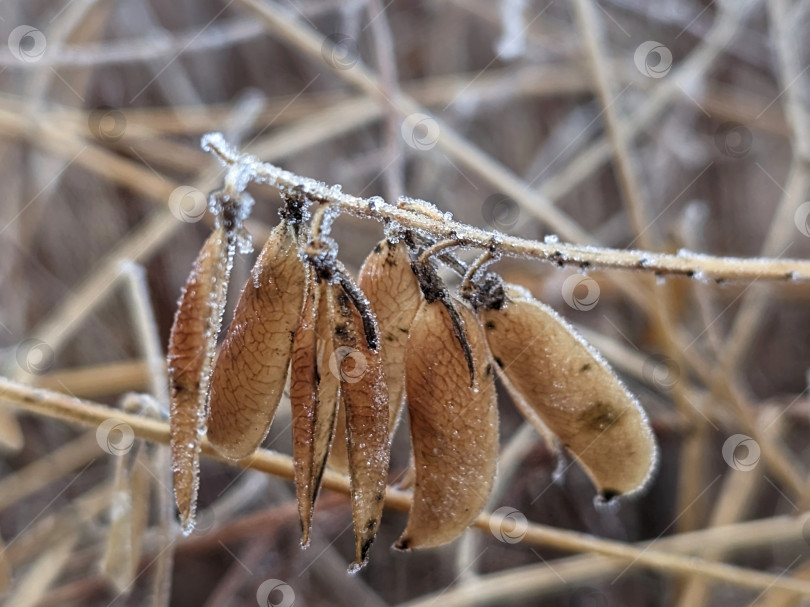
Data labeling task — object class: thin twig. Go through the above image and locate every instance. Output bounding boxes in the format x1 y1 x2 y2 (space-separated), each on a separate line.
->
3 378 810 596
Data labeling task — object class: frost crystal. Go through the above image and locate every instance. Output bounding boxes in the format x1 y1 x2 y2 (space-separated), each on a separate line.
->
235 191 255 224
397 196 444 220
367 195 384 212
235 227 253 255
544 234 560 244
384 219 402 242
201 132 238 165
225 162 257 197
593 493 621 513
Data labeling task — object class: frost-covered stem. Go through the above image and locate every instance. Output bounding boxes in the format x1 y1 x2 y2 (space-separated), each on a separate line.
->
416 239 467 265
462 250 495 289
308 203 333 242
204 135 810 283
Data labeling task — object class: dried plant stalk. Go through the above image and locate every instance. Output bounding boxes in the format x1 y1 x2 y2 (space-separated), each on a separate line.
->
7 378 810 596
101 444 150 593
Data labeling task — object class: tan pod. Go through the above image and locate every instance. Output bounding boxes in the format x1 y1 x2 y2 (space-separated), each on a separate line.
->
482 286 657 497
358 238 422 433
290 271 339 545
329 279 390 571
397 299 498 549
167 226 231 532
207 221 306 460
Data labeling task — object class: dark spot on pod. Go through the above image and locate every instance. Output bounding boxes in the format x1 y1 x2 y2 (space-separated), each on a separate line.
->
580 363 591 372
485 321 496 330
361 537 375 559
375 492 383 502
599 489 620 502
577 401 617 432
493 356 504 368
374 242 383 254
395 538 410 550
686 270 695 278
338 270 380 351
411 260 445 303
439 294 475 387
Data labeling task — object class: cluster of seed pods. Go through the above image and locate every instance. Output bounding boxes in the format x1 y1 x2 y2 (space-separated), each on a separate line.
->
167 189 657 571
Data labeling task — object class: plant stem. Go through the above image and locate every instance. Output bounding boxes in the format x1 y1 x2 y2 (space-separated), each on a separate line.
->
206 135 810 283
3 377 810 596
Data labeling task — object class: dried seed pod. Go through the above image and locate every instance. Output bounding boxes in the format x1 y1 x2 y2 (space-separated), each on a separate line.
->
320 281 345 475
313 277 340 481
482 285 657 497
358 239 422 436
290 269 339 546
327 401 349 474
329 274 390 572
167 226 232 532
397 298 498 550
207 220 306 460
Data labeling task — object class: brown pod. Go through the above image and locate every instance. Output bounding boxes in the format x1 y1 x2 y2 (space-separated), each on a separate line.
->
313 278 340 483
327 405 349 474
325 268 349 475
167 226 232 533
329 276 390 571
482 286 657 497
290 270 339 546
358 239 422 436
207 220 306 460
396 298 498 550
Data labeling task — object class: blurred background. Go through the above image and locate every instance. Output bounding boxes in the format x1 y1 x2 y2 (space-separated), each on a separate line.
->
2 0 810 605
